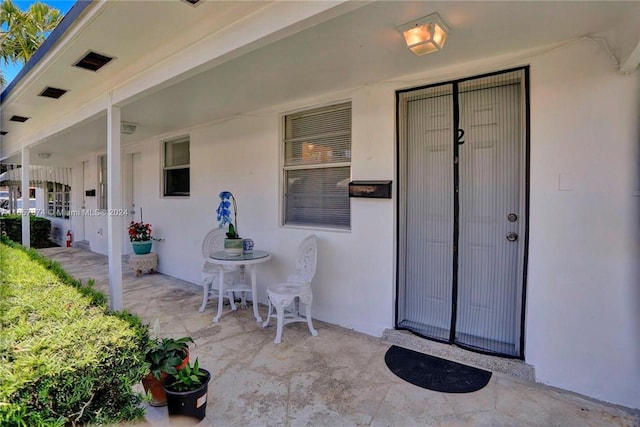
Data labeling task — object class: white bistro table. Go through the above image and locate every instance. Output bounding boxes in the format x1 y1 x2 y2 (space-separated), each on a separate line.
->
208 250 271 323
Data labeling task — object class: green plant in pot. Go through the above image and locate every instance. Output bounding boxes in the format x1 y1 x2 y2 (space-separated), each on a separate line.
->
162 358 211 422
142 336 194 407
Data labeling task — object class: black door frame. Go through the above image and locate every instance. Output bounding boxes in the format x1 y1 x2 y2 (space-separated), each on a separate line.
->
394 66 531 359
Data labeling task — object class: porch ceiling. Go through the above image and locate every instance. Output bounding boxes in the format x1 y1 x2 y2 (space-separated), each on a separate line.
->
1 1 637 164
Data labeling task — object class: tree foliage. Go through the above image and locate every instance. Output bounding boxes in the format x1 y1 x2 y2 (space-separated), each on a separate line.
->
0 0 62 86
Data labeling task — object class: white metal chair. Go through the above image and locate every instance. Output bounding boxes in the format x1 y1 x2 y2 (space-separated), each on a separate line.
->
262 234 318 344
199 228 238 312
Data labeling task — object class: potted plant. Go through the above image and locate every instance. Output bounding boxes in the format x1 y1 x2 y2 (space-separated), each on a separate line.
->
162 358 211 422
141 336 193 407
128 221 154 254
216 191 243 256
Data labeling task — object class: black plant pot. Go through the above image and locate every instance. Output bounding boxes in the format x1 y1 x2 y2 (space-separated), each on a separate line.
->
162 369 211 424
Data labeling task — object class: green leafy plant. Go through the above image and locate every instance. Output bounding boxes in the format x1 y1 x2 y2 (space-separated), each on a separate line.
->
0 214 51 247
0 239 149 426
0 0 63 87
226 223 239 239
164 358 209 393
146 336 193 380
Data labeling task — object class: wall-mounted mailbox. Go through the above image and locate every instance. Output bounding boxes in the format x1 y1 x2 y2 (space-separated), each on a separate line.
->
348 180 392 199
85 189 96 197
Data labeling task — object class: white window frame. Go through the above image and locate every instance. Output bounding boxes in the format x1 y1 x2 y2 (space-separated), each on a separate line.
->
162 136 190 197
46 182 71 219
98 154 108 210
281 102 352 230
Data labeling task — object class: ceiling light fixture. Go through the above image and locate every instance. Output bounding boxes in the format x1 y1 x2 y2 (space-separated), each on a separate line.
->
121 121 138 135
397 12 450 56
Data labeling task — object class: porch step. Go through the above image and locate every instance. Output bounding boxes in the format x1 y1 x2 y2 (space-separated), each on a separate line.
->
73 240 90 251
382 328 535 382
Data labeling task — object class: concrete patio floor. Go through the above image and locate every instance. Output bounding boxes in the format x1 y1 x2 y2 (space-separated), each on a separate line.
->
38 247 638 427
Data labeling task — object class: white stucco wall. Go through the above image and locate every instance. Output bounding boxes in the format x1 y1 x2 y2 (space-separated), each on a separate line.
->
69 153 124 255
122 86 397 337
70 38 638 409
525 40 640 409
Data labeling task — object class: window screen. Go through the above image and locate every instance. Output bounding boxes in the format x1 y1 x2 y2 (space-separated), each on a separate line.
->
163 136 190 197
283 103 351 228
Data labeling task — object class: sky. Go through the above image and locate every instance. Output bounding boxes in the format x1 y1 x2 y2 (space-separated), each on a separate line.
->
1 0 76 85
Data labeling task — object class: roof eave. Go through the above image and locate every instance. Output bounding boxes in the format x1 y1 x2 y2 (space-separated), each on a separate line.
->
0 0 94 103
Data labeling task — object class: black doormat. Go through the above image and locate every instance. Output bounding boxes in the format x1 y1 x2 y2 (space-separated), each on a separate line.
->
384 345 492 393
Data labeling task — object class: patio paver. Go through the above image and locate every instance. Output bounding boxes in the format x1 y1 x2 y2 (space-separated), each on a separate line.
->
37 247 639 427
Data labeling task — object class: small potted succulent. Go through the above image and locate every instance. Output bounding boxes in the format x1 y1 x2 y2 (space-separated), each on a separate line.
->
162 358 211 422
141 336 194 406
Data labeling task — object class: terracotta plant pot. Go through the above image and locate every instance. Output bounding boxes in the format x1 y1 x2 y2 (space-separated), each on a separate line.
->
142 371 169 407
142 352 189 407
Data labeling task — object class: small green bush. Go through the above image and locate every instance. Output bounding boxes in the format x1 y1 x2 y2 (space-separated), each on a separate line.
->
0 215 51 248
0 238 150 426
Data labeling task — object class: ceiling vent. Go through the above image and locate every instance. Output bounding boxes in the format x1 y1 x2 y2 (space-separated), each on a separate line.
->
10 115 30 122
73 51 114 71
39 86 68 99
181 0 201 5
0 131 8 135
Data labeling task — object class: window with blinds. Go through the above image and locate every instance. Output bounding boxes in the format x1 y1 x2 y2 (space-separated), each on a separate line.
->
283 102 351 229
163 136 190 197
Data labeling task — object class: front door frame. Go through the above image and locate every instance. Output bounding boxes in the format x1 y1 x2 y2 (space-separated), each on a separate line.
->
394 66 531 359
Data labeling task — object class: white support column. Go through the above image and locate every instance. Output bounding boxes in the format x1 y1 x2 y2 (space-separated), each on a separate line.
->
107 100 124 311
21 148 30 247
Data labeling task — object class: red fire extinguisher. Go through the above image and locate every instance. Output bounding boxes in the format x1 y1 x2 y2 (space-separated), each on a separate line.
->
66 230 72 247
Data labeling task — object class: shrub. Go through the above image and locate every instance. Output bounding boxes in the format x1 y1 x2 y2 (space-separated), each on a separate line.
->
0 214 51 248
0 238 150 426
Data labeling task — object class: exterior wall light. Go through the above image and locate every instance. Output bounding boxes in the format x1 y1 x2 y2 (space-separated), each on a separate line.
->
397 12 450 56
